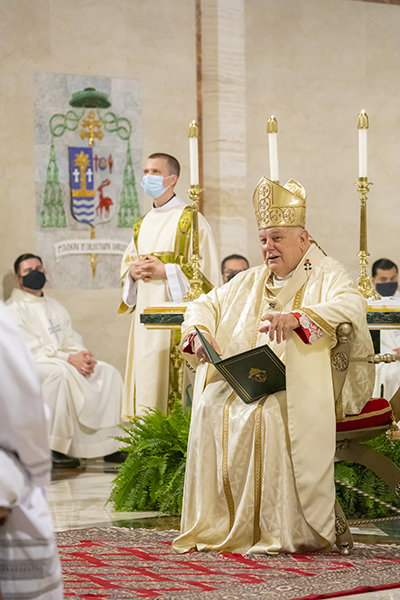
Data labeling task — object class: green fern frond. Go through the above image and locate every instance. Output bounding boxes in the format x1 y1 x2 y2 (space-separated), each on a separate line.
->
108 401 191 514
335 459 399 519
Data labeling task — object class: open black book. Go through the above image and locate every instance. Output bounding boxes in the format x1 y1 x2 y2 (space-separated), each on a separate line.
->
194 327 286 404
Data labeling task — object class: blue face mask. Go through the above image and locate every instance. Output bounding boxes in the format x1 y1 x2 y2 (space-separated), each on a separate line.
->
141 174 171 199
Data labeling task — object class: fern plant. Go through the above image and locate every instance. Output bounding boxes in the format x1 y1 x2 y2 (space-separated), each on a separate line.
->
335 434 400 519
108 401 191 514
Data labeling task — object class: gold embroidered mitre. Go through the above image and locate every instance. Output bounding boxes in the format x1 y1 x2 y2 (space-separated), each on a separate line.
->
253 177 307 229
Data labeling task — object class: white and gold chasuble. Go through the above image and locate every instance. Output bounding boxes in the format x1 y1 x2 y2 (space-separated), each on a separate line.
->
173 245 374 555
120 196 220 417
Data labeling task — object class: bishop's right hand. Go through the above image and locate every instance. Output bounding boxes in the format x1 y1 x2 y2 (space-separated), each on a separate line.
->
193 333 221 363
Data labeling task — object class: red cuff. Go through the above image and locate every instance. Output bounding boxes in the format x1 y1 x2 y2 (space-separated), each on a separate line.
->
183 333 196 354
291 311 311 345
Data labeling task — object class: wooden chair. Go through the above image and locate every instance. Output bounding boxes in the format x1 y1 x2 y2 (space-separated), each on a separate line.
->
331 323 400 554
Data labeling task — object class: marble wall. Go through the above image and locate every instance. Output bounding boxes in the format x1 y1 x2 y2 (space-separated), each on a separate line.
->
201 0 248 260
1 0 400 376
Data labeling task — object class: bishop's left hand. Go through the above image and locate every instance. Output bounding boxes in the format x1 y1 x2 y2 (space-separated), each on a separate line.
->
259 312 299 344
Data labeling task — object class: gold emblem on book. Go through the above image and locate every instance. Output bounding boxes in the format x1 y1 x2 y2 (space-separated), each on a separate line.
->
248 368 267 383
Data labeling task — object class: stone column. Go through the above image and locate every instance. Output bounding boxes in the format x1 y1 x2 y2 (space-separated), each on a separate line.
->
200 0 248 263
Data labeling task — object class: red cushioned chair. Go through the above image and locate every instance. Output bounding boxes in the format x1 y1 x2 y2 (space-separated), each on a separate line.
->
331 323 400 554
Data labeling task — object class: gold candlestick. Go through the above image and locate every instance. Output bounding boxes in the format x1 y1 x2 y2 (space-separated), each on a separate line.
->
183 183 203 301
355 110 379 300
356 177 380 300
183 120 203 301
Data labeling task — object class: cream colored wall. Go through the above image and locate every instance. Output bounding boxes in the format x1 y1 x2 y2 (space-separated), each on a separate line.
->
245 0 400 279
0 0 196 374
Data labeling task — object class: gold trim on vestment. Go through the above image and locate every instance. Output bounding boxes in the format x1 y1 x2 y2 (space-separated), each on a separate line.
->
292 283 306 311
174 205 193 264
301 308 336 338
133 214 146 254
340 407 391 422
309 237 327 256
253 396 267 546
117 302 135 315
336 390 344 422
138 252 176 263
252 273 270 348
222 392 237 532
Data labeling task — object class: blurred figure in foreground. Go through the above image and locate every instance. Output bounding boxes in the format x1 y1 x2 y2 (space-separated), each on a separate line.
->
0 300 63 599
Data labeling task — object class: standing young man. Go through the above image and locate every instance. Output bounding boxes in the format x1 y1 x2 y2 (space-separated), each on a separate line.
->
119 153 220 417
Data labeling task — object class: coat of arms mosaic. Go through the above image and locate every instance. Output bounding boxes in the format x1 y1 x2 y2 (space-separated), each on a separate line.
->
34 73 142 288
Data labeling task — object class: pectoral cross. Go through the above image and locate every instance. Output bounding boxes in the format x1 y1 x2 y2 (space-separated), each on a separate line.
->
304 258 312 281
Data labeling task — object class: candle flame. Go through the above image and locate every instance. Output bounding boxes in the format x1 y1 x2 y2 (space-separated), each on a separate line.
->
267 116 278 134
357 110 369 130
188 120 198 138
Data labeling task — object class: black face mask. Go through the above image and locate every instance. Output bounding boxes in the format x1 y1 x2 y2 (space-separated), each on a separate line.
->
226 270 245 282
22 269 46 290
375 281 398 297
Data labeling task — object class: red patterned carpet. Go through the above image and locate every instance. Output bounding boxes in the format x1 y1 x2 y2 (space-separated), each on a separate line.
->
56 527 400 599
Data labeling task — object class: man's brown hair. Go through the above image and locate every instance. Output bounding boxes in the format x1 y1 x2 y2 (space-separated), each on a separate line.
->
14 253 42 275
148 153 180 177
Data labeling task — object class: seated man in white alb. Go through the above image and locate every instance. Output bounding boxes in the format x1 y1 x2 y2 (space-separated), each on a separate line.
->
6 253 124 468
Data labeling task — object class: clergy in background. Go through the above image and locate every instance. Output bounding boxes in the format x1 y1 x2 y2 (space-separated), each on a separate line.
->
173 177 374 555
371 258 400 400
119 153 220 417
7 254 124 467
221 253 249 284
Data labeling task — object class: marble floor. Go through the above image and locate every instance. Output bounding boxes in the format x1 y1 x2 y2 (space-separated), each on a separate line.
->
47 458 400 600
47 458 180 533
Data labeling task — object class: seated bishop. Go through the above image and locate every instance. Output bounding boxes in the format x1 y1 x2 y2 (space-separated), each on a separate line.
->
173 177 374 555
6 253 124 468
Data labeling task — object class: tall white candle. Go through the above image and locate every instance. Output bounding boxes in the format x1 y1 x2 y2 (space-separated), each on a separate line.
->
267 116 279 182
188 121 199 186
357 110 369 179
